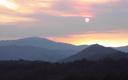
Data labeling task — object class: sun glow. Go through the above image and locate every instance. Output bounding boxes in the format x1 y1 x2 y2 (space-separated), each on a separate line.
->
0 0 18 10
85 18 90 23
48 32 128 47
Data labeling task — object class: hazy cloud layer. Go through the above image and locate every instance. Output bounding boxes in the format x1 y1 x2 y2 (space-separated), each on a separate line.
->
0 0 128 46
0 0 121 23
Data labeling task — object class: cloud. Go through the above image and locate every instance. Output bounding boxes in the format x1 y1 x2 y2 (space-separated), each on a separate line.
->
0 0 120 24
0 14 35 24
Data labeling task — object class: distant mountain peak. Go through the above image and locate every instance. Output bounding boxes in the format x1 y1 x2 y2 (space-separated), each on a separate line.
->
62 44 127 62
82 44 110 52
88 44 105 48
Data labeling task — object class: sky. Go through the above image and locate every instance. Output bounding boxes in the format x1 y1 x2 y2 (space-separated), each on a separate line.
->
0 0 128 47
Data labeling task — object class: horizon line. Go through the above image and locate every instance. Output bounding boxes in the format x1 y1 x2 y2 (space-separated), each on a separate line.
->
0 36 127 47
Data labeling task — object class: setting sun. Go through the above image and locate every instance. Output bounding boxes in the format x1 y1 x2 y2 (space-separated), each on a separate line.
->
85 18 90 23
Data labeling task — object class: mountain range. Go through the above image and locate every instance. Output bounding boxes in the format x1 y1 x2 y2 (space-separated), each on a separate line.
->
0 37 88 62
0 37 87 51
0 37 127 62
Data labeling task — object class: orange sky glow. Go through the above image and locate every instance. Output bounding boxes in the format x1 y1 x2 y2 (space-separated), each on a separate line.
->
48 31 128 47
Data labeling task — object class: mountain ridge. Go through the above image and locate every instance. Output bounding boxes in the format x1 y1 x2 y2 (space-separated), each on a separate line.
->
0 37 127 52
0 37 88 62
62 44 127 62
0 37 127 62
0 37 88 51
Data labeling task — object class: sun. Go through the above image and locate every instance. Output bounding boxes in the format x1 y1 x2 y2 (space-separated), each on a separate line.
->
0 0 18 10
85 17 90 23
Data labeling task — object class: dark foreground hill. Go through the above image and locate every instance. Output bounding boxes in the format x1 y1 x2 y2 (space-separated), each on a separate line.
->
0 59 128 80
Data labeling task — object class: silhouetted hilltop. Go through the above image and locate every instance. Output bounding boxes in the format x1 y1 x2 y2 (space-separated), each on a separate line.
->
62 44 127 62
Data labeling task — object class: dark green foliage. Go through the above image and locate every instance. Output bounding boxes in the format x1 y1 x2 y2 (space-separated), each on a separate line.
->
0 59 128 80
